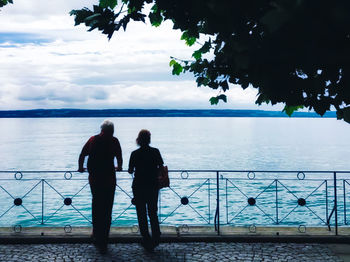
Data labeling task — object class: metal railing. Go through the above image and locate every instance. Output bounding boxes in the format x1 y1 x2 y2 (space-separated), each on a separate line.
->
0 170 349 235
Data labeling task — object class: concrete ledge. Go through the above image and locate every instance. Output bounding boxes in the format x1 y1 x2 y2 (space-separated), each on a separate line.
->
0 226 349 244
1 235 350 245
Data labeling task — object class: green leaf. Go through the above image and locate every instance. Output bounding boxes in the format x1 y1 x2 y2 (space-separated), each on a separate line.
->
85 13 102 21
336 109 343 120
255 94 270 105
172 63 183 75
200 39 211 54
260 8 290 32
209 94 227 105
343 107 350 124
192 50 202 60
196 76 210 87
149 4 163 27
169 59 177 66
70 8 94 26
181 31 196 46
99 0 117 9
170 60 183 75
209 96 219 105
149 11 163 27
220 80 229 91
0 0 13 7
282 105 304 117
217 94 227 103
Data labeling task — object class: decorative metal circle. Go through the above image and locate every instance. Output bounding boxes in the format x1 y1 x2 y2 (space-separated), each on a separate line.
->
297 198 306 206
14 172 23 180
13 225 22 233
248 197 256 206
297 172 305 180
14 198 22 206
181 171 189 179
180 224 189 233
64 172 72 180
64 225 72 233
181 197 189 205
249 224 256 233
247 172 256 180
131 225 139 233
64 198 72 206
298 225 306 233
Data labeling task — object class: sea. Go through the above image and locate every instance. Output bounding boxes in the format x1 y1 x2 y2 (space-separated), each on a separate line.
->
0 117 349 228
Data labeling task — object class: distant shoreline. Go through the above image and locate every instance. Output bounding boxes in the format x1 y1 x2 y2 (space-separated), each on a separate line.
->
0 109 337 118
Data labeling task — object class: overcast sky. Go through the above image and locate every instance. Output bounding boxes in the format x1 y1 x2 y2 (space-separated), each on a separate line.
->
0 0 282 110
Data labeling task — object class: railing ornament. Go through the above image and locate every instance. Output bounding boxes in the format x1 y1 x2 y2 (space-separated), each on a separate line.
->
181 197 189 205
131 225 139 233
14 198 22 206
298 225 306 233
297 198 306 206
13 225 22 233
64 198 72 206
64 172 72 180
64 225 72 233
180 224 189 233
14 172 23 180
248 197 256 206
247 172 255 180
181 171 189 179
297 172 305 180
249 224 256 233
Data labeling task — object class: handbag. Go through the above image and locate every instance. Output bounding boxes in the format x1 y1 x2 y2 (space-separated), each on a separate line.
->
158 165 169 189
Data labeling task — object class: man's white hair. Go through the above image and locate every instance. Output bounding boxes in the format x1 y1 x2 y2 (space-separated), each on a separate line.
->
100 119 114 131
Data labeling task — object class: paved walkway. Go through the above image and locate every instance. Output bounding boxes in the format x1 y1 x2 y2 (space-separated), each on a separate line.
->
0 242 347 262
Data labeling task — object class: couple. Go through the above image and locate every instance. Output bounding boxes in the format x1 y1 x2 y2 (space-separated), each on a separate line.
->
78 120 163 253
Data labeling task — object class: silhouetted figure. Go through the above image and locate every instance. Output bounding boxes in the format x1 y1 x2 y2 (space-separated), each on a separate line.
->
78 120 122 254
128 129 163 252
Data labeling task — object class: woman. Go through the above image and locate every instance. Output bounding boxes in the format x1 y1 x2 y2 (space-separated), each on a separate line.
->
128 129 163 251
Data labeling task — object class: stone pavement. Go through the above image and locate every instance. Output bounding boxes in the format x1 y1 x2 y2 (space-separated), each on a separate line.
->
0 242 346 262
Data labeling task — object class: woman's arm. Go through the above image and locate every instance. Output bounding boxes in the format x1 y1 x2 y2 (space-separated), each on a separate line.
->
128 152 135 174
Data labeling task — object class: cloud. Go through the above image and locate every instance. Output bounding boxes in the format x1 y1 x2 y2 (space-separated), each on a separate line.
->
0 0 282 111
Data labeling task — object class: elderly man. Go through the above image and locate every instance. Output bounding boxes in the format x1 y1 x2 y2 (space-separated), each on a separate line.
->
78 120 122 253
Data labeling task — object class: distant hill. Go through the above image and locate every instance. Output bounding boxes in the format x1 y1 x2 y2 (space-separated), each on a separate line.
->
0 109 337 118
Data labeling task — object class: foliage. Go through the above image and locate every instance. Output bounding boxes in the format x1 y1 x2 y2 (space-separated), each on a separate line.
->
70 0 350 122
0 0 13 8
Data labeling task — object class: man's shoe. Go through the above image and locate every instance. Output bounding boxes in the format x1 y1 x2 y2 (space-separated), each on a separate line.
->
141 240 154 252
98 245 108 255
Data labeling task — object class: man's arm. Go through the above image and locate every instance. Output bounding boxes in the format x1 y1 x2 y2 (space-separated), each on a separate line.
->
78 137 92 172
115 138 123 171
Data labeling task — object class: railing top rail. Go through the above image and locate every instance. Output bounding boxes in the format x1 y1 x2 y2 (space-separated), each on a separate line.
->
0 170 349 173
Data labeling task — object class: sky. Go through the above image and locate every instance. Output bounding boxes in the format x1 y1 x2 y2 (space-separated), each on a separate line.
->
0 0 282 110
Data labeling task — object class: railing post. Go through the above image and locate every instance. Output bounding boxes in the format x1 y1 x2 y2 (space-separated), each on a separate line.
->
275 179 279 225
41 179 44 225
216 171 220 235
334 172 338 235
343 180 347 225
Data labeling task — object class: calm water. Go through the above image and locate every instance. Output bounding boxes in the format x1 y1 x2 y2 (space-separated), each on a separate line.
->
0 117 349 228
0 117 349 171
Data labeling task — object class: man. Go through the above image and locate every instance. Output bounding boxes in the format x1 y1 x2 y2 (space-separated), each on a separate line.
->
78 120 122 254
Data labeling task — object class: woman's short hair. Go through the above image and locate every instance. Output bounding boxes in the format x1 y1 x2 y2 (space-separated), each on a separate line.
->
136 129 151 146
100 120 114 134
